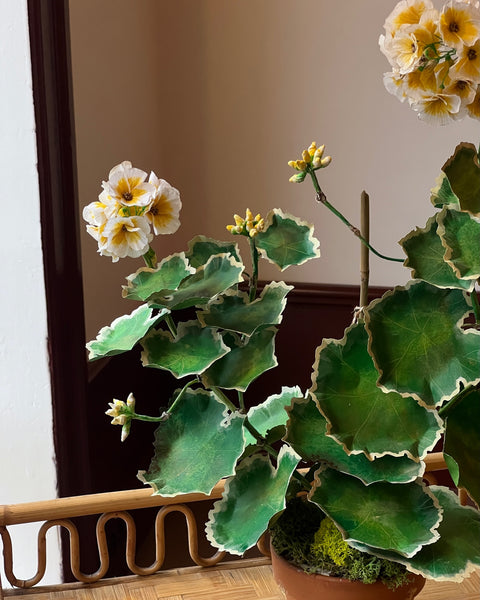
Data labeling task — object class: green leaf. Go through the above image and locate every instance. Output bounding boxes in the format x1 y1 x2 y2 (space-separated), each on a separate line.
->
444 388 480 507
350 487 480 582
399 213 472 291
255 209 320 271
140 320 230 378
201 327 278 392
430 172 459 209
437 208 480 283
309 467 441 558
149 254 244 310
138 387 245 495
365 281 480 407
186 235 240 268
285 396 425 484
206 446 300 554
310 322 442 459
442 142 480 217
243 386 303 446
198 282 293 336
405 487 480 580
121 252 195 301
86 304 169 361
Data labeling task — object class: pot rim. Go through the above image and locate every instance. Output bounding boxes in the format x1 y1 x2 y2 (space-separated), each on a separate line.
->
269 541 426 590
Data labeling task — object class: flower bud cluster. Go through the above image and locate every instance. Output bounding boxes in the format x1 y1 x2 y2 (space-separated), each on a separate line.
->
105 393 136 441
380 0 480 124
288 142 332 183
226 208 265 237
83 161 182 262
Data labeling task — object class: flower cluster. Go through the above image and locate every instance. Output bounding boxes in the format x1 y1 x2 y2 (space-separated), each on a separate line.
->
226 208 265 237
83 161 182 262
288 142 332 183
380 0 480 124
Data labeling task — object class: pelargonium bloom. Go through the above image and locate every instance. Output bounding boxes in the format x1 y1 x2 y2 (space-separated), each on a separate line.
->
439 0 480 49
102 161 155 208
100 214 153 262
146 172 182 235
83 190 121 242
410 89 463 123
381 0 480 124
386 27 425 73
383 0 435 37
451 38 480 80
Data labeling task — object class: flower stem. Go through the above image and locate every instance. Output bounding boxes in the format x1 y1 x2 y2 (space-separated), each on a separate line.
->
165 315 177 337
143 246 157 269
244 418 311 489
211 386 239 413
132 412 169 423
131 379 200 423
249 237 259 301
238 391 245 413
308 169 404 263
167 378 200 413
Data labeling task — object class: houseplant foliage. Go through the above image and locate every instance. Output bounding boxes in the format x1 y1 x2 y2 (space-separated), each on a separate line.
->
83 0 480 588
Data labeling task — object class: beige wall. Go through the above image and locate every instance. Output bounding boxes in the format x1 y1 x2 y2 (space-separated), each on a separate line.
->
70 0 479 342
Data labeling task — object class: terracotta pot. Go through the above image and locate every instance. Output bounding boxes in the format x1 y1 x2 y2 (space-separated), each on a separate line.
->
270 545 426 600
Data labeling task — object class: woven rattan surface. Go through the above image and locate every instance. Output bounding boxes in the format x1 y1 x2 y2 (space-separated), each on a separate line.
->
3 559 479 599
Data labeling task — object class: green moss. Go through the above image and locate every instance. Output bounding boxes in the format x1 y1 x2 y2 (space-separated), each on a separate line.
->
270 496 324 568
311 517 353 567
270 498 411 590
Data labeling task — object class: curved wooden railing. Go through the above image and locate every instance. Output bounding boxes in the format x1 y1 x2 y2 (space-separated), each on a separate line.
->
0 452 466 592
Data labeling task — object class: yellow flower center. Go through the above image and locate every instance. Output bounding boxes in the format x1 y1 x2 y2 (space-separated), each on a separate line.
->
449 21 460 33
468 48 477 61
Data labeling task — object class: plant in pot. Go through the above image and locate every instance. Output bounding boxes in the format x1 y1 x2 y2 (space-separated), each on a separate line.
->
83 1 480 598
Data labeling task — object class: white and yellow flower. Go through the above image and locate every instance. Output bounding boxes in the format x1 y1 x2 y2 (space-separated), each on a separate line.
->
389 27 426 73
383 0 435 41
381 9 442 73
102 161 154 208
466 83 480 116
411 89 463 123
146 172 182 236
443 76 477 107
384 71 409 101
381 0 480 124
400 59 450 101
100 214 153 262
439 0 480 49
82 190 120 242
451 38 480 80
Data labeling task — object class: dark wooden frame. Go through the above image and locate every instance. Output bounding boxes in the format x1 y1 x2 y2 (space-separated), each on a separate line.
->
27 0 91 499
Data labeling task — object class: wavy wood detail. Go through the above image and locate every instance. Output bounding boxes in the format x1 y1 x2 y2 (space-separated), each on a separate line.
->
0 505 226 588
